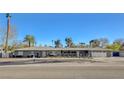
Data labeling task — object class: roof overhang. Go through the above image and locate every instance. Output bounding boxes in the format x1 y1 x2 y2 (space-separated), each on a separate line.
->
15 47 112 51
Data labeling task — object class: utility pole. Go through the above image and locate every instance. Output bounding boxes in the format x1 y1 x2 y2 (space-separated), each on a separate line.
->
5 13 11 53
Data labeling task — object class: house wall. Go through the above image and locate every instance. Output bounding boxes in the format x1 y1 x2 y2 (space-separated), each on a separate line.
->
13 50 111 58
46 50 61 57
42 51 47 57
119 51 124 57
76 51 80 57
91 51 108 57
14 50 43 58
107 52 112 57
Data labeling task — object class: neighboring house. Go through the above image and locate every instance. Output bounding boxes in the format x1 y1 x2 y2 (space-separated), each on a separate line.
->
12 47 112 58
0 47 4 58
0 47 10 58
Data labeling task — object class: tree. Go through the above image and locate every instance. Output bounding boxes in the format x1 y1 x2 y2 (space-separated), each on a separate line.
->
11 40 28 49
99 38 109 48
113 38 124 45
54 39 63 48
4 40 30 51
89 39 100 48
112 39 124 51
23 35 35 47
0 26 17 51
65 37 73 48
106 43 121 51
0 28 5 45
70 43 77 48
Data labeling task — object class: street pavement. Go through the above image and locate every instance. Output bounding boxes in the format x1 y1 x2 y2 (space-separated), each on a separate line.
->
0 61 124 79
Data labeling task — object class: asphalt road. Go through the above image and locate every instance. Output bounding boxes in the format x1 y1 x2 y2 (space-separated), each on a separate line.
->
0 63 124 79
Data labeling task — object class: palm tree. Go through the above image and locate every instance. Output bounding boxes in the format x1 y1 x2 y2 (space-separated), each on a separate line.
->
23 35 35 47
65 37 73 48
54 39 62 48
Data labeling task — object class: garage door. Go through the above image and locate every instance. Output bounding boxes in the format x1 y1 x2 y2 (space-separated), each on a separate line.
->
91 52 107 57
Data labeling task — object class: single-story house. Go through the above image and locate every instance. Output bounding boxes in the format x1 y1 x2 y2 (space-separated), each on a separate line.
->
12 47 112 58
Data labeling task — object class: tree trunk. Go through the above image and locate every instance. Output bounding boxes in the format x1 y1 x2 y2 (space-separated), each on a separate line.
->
29 41 31 47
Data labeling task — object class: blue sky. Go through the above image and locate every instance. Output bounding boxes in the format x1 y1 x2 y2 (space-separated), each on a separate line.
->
0 13 124 46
